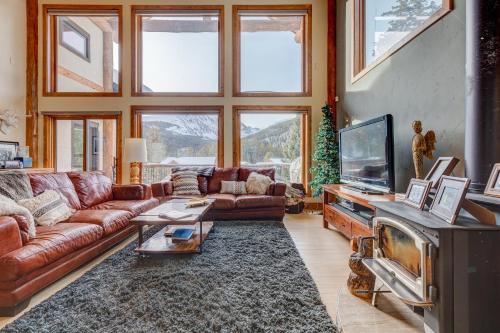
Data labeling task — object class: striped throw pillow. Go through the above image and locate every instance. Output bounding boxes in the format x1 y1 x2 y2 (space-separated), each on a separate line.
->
220 181 247 195
18 190 73 227
172 171 201 196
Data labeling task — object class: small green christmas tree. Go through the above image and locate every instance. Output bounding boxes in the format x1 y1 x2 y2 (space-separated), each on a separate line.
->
310 104 340 197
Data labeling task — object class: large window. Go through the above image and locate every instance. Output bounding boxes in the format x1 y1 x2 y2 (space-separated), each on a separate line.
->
43 112 122 182
131 106 224 184
132 6 224 96
233 5 312 96
353 0 452 80
43 5 122 96
233 106 311 188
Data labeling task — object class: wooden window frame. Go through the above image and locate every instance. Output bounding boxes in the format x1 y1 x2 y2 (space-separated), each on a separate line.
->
130 105 225 168
43 4 123 97
43 112 123 183
232 105 312 191
232 5 312 97
58 17 91 62
352 0 453 82
131 5 225 97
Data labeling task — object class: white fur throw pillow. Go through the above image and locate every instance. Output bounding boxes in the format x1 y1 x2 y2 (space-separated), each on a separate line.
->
0 194 36 238
18 190 73 227
220 181 247 195
246 172 273 195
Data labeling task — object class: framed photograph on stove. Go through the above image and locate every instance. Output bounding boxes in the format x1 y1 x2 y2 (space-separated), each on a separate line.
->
484 163 500 198
424 157 460 188
430 176 470 224
403 178 432 210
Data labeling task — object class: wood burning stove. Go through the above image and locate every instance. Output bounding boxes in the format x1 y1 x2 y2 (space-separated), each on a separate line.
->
364 217 437 307
365 201 500 333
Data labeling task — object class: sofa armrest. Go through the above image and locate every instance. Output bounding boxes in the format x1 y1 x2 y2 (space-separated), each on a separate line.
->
0 216 23 258
112 184 147 200
10 215 30 245
151 180 173 197
272 182 287 196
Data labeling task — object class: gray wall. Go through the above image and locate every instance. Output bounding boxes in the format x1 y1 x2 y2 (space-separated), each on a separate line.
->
336 0 466 192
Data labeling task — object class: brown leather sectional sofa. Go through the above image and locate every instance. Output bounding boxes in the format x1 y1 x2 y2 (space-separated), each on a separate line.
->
0 171 159 316
152 167 287 221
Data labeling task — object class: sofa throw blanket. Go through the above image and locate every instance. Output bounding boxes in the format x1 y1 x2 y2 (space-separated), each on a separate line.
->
19 190 73 227
171 166 215 177
172 171 201 196
0 194 36 238
0 173 33 201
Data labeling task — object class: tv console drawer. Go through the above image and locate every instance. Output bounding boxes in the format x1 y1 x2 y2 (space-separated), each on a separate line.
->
325 205 352 239
351 219 371 238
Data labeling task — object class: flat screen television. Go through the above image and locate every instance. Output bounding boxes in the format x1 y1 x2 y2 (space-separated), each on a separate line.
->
339 114 395 193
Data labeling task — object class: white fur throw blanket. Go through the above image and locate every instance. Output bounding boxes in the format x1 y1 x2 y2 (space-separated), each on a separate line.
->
0 194 36 238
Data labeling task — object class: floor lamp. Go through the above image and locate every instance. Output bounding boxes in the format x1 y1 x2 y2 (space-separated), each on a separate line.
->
124 138 147 184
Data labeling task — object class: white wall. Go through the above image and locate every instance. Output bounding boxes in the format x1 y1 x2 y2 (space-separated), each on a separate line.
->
0 0 26 146
37 0 329 184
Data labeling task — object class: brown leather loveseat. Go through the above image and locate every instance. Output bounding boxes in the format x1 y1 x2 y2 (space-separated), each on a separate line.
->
152 167 286 221
0 171 158 316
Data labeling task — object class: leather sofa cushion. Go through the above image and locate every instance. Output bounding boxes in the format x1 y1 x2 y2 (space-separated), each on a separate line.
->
90 198 159 217
0 223 103 282
0 217 22 258
207 168 238 193
238 167 275 182
29 173 82 210
206 193 236 209
11 215 31 245
67 210 132 236
67 172 113 209
235 195 285 209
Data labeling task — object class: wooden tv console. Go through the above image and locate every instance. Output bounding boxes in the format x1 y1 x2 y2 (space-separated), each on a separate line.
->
322 184 395 239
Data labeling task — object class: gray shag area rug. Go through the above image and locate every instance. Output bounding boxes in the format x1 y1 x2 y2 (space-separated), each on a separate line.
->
2 221 336 333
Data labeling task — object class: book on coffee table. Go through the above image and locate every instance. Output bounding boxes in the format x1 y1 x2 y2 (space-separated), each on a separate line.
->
171 228 194 241
159 210 192 220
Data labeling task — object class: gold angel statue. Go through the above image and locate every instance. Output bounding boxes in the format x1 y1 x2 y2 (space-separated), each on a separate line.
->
412 121 436 179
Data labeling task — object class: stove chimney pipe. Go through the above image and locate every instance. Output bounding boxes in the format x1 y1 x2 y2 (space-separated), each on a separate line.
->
465 0 500 192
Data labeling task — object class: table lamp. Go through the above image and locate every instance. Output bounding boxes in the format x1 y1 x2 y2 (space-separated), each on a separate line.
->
124 138 147 184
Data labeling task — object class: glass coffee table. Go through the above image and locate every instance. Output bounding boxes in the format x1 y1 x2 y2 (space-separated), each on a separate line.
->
131 198 215 254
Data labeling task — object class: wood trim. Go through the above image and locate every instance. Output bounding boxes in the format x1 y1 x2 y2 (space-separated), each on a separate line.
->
58 66 105 92
232 5 312 97
26 0 39 167
43 112 123 183
42 4 123 97
130 105 225 168
352 0 453 82
232 105 312 190
327 0 337 128
131 5 225 97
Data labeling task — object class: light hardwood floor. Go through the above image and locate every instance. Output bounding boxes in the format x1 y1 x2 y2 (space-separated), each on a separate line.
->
0 213 351 329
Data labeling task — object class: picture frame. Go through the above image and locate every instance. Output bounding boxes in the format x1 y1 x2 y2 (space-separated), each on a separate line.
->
430 176 471 224
484 163 500 198
0 141 19 161
403 178 432 210
424 157 460 188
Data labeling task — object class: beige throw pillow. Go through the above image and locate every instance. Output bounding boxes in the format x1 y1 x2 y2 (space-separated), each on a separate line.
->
220 181 247 195
246 172 273 195
18 190 73 227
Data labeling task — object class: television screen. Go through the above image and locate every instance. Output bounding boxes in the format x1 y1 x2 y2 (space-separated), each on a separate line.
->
339 115 394 192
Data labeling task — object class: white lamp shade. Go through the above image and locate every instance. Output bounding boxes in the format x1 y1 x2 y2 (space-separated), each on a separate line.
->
124 138 148 163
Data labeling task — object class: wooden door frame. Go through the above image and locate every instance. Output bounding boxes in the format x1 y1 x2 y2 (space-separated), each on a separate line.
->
42 111 123 183
232 105 312 192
